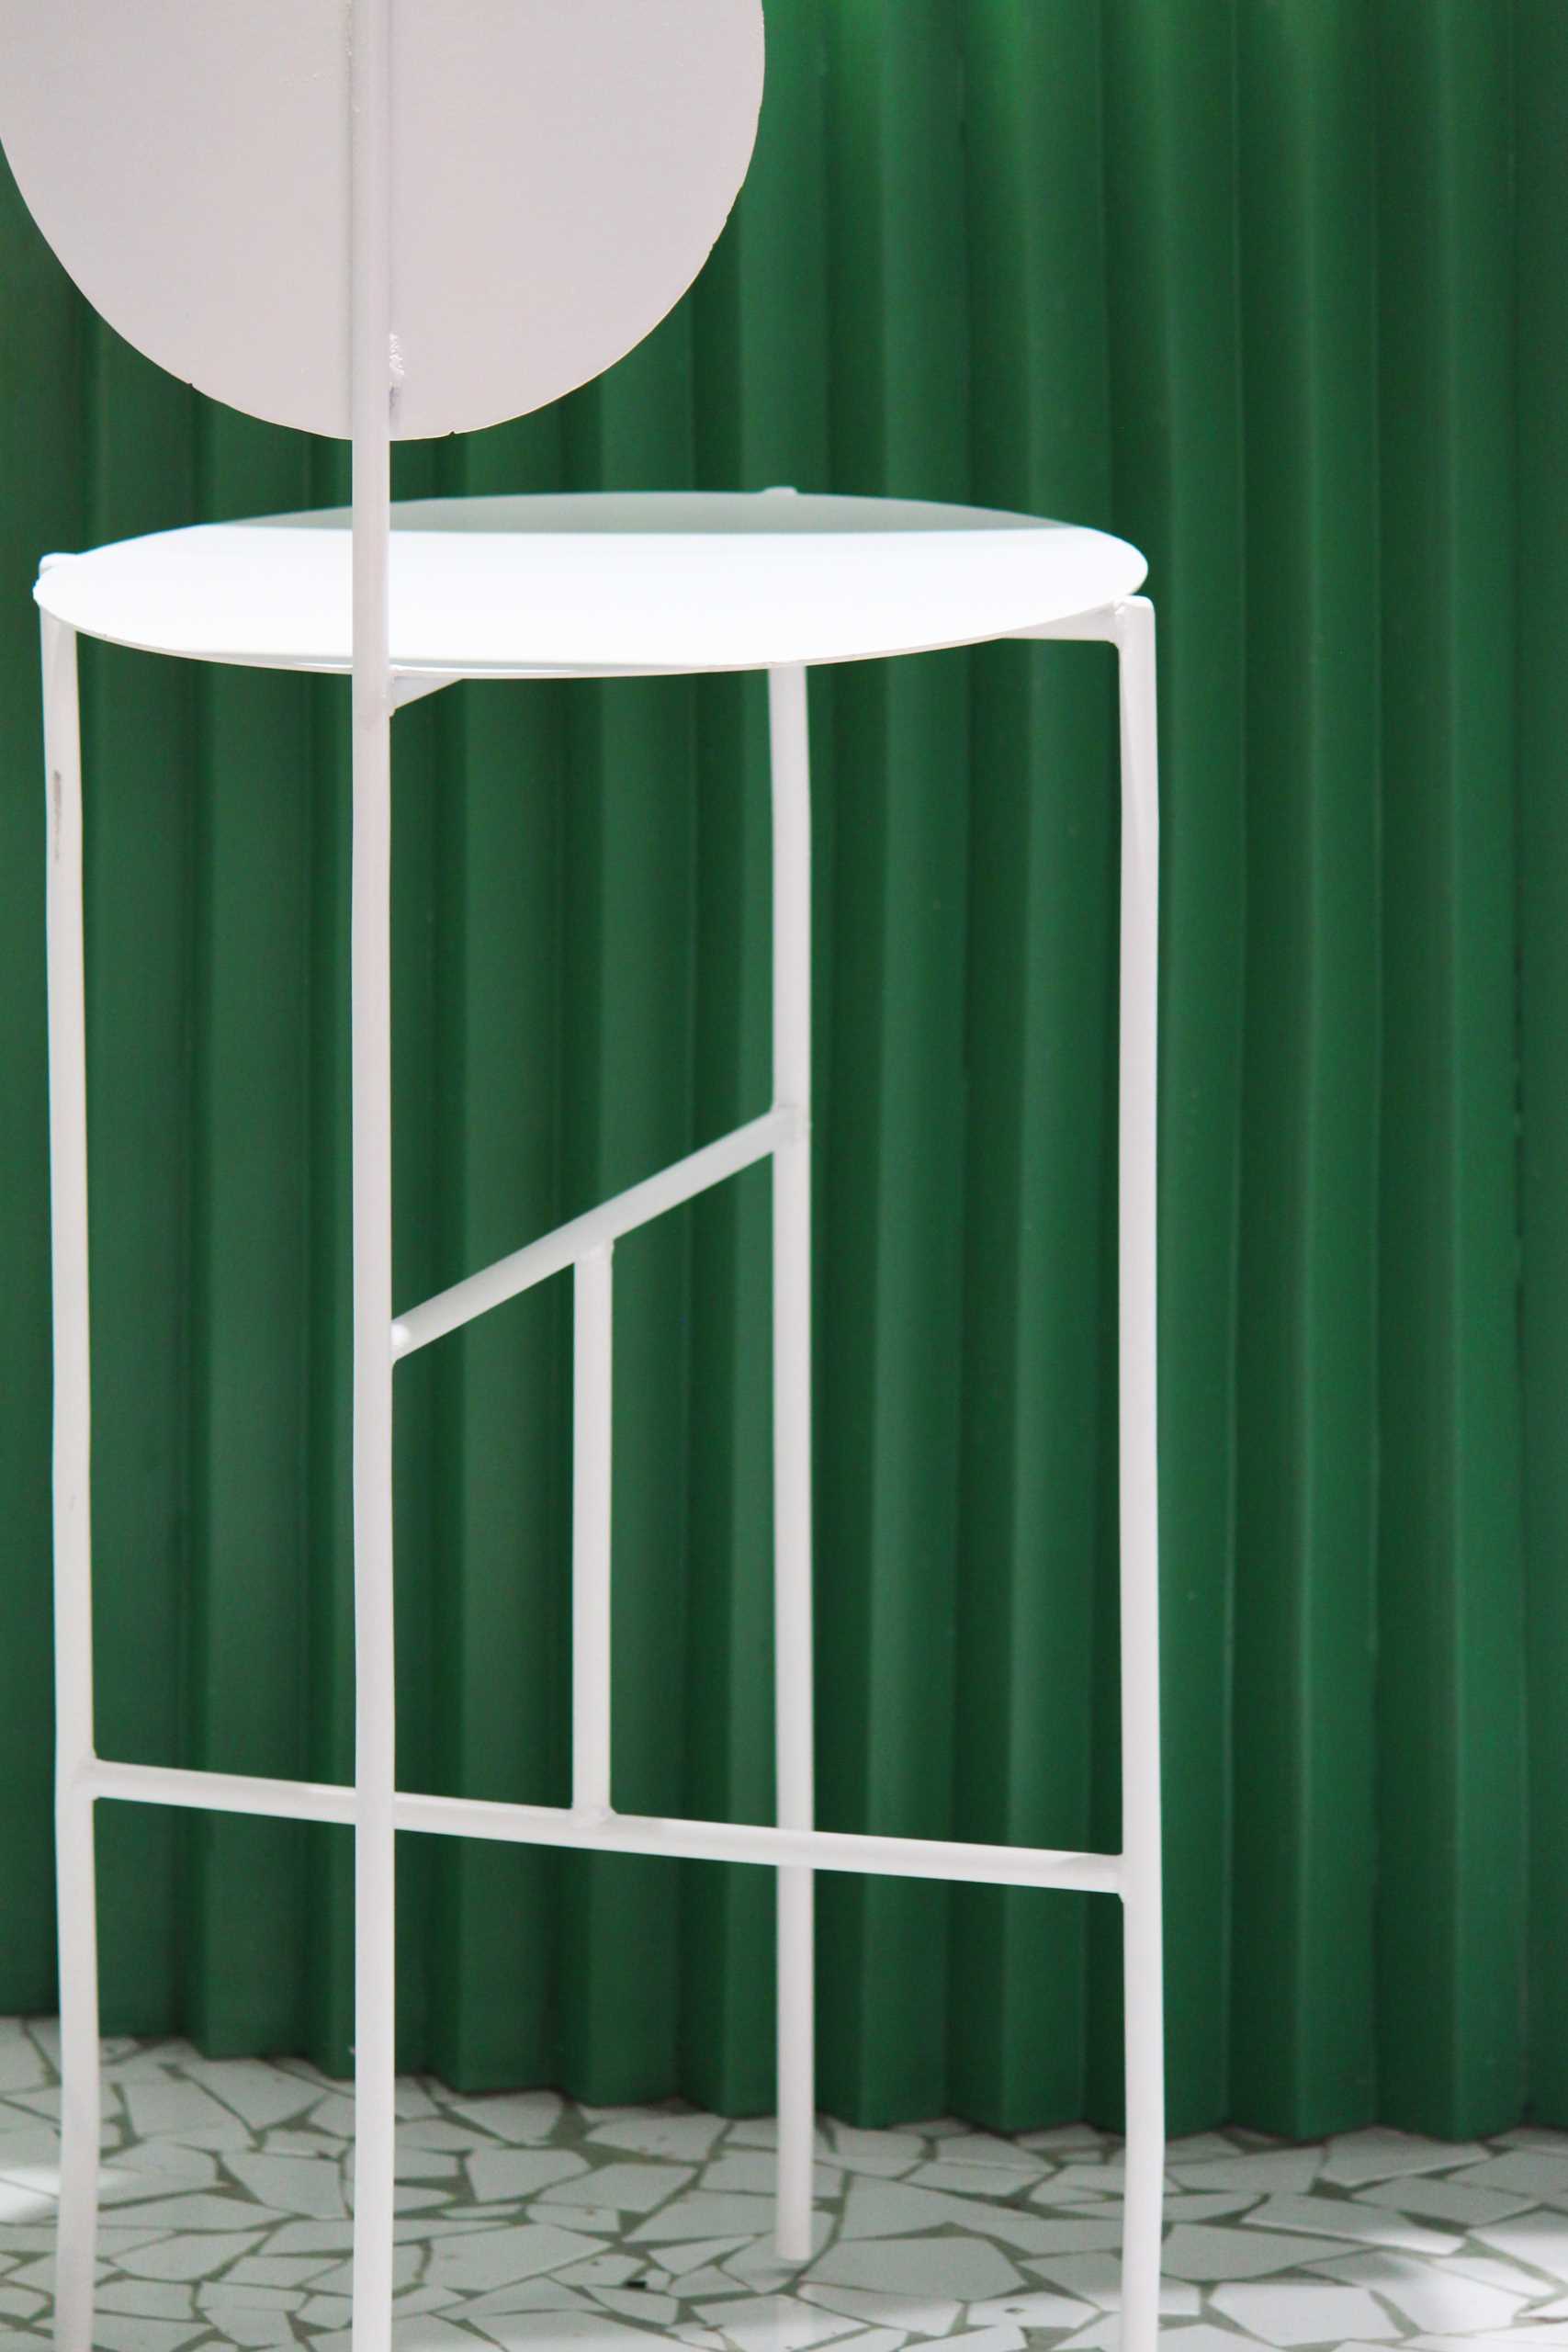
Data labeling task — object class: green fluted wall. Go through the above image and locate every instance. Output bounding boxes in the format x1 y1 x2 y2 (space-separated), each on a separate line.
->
0 0 1563 2143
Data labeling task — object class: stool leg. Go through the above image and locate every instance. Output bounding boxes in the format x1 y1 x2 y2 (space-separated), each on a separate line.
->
347 611 398 2327
43 613 100 2352
770 664 816 2263
1114 598 1164 2352
347 6 397 2345
348 675 398 2352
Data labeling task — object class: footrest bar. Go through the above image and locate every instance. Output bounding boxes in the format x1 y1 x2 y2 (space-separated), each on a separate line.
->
396 1792 1122 1894
84 1760 1122 1895
392 1105 795 1360
86 1758 355 1826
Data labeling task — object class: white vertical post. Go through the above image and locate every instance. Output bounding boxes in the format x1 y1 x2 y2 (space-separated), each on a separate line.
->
573 1245 615 1815
769 662 815 2262
1113 596 1165 2352
43 610 100 2352
348 1 398 2346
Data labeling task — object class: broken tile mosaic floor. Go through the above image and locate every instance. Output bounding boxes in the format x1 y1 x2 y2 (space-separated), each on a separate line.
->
1 2017 1566 2349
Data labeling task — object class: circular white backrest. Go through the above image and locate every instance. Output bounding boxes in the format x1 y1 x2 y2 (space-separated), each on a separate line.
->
0 0 764 440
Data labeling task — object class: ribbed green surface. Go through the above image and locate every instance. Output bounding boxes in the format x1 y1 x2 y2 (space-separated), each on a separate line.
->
0 1 1561 2139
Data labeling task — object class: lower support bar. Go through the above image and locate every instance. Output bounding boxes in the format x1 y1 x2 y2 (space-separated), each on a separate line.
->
81 1760 1122 1896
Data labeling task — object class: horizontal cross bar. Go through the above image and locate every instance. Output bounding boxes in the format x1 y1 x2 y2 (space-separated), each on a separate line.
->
82 1759 1122 1897
392 1106 796 1359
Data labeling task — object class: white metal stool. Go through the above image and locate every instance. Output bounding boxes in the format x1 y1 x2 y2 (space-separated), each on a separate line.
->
10 6 1165 2350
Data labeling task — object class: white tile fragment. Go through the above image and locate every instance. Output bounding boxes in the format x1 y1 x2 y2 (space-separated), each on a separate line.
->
693 2290 863 2350
443 2090 565 2145
0 2039 49 2096
91 2318 211 2352
589 2112 726 2163
1153 2225 1354 2284
1018 2253 1199 2315
181 2056 316 2131
908 2163 1040 2199
391 2317 496 2349
122 2080 242 2141
94 2278 199 2317
470 2313 687 2349
300 2292 355 2325
989 2216 1121 2255
541 2161 695 2213
798 2281 961 2336
112 2141 221 2188
553 2255 647 2288
460 2281 595 2317
1241 2191 1457 2255
656 2236 753 2276
427 2222 608 2292
807 2234 1024 2301
1307 2247 1529 2335
1317 2129 1489 2188
115 2228 267 2280
1358 2173 1536 2227
628 2190 778 2243
1472 2206 1568 2272
1209 2279 1401 2346
933 2135 1044 2175
1158 2191 1262 2222
702 2153 841 2199
722 2118 835 2161
591 2285 681 2324
840 2175 1077 2253
225 2251 339 2286
1142 2331 1276 2352
1037 2165 1128 2201
1163 2134 1247 2165
1446 2247 1568 2299
466 2146 592 2203
226 2149 347 2218
967 2289 1096 2329
1167 2152 1321 2198
827 2125 927 2179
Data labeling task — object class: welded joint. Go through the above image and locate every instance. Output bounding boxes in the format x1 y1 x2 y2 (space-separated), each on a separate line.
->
392 669 460 709
1010 605 1120 646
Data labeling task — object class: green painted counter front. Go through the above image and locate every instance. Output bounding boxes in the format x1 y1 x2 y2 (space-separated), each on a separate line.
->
0 0 1563 2145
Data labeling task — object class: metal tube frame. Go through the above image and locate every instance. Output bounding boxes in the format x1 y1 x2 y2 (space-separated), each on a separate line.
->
40 41 1162 2315
44 593 1161 2350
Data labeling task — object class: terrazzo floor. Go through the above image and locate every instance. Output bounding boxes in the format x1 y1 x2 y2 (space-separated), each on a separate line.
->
2 2018 1567 2351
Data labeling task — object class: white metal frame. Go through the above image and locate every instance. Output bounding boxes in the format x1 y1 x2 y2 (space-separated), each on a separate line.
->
42 8 1163 2345
42 587 1160 2351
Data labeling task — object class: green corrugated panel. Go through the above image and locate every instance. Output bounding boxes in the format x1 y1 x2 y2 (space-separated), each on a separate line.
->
1232 1 1381 2137
1517 0 1568 2130
1374 0 1527 2138
0 0 1561 2140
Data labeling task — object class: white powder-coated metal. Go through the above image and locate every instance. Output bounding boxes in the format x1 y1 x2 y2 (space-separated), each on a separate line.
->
41 560 1165 2346
0 0 764 440
19 2 1168 2345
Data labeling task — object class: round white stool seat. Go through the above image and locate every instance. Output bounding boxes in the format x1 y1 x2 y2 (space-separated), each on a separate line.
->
34 490 1147 681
